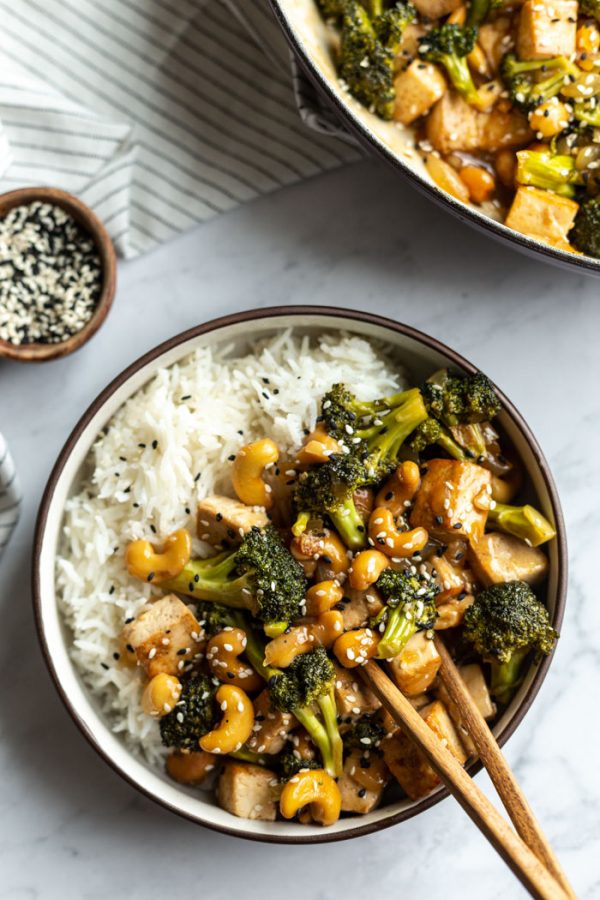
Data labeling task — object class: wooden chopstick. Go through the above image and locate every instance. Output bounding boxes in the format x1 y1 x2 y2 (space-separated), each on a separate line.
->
432 635 576 900
359 661 571 900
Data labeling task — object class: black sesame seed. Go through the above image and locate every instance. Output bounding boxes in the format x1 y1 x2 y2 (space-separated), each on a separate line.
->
385 491 393 501
101 663 109 670
435 515 444 525
152 440 158 449
113 652 120 660
357 788 367 798
185 507 191 515
126 643 134 652
228 454 236 461
216 512 223 522
181 394 191 401
147 572 155 582
109 585 115 595
453 523 463 529
150 524 156 534
177 648 188 656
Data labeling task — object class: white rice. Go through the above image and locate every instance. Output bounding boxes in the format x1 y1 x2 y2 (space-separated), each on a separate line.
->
57 330 405 765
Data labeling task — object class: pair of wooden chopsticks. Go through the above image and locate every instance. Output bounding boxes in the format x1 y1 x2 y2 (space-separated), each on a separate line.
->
359 638 576 900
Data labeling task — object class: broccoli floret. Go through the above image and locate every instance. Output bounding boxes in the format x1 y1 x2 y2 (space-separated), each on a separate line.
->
516 149 583 199
277 748 321 781
160 526 306 634
579 0 600 20
159 673 216 750
195 601 239 636
466 0 502 27
419 25 492 110
410 370 500 463
268 648 344 777
487 502 557 547
373 568 439 659
317 0 352 17
339 1 415 120
343 715 386 751
571 196 600 257
293 453 372 550
500 54 579 113
463 581 558 705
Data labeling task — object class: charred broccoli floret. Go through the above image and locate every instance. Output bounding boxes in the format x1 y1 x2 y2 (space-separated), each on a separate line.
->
516 149 583 199
343 715 386 751
570 195 600 257
463 581 558 705
268 648 344 777
339 1 416 120
410 369 500 463
277 747 321 781
160 673 216 750
373 568 440 659
195 601 239 636
487 502 557 547
419 25 492 109
159 526 306 635
293 452 372 550
500 54 579 113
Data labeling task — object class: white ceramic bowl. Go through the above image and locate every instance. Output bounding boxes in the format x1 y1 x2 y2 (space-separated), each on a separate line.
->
33 307 567 843
269 0 600 276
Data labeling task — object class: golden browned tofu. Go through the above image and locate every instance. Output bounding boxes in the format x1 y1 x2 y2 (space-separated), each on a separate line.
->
388 631 441 696
246 689 296 755
427 92 532 155
434 593 475 629
437 663 496 755
394 61 447 125
468 531 549 587
395 23 427 71
196 495 268 547
340 587 384 631
505 186 579 249
479 18 514 71
382 700 467 800
413 0 461 18
431 554 475 602
338 758 385 814
410 458 492 541
334 662 381 719
122 594 202 677
517 0 577 60
217 762 278 821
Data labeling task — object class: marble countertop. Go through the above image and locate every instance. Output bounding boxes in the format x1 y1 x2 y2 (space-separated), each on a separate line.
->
1 158 599 900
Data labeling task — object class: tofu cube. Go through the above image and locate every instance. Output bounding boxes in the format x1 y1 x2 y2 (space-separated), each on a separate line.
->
196 495 268 547
334 662 381 719
340 587 383 631
246 689 296 755
217 762 278 821
434 593 475 630
517 0 577 60
122 594 202 677
382 700 467 800
410 459 492 541
468 531 549 587
505 186 579 249
427 92 532 154
388 631 441 696
338 756 385 814
412 0 462 19
394 60 446 126
437 663 496 754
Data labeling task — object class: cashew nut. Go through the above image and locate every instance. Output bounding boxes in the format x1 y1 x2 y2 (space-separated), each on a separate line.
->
279 768 342 827
206 627 263 691
126 528 192 583
368 507 428 559
348 549 389 591
333 628 379 669
232 438 279 508
199 685 255 755
375 461 422 516
166 749 217 784
142 673 182 716
291 530 350 575
296 425 341 464
304 580 344 617
264 610 344 668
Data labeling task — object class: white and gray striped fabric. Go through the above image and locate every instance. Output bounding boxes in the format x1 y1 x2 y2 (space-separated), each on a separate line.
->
0 434 21 560
0 0 359 259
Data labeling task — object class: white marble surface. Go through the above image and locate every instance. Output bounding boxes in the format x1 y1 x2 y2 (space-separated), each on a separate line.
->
1 158 599 900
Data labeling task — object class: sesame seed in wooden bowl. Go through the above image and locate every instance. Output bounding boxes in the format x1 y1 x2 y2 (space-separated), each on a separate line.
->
0 187 116 363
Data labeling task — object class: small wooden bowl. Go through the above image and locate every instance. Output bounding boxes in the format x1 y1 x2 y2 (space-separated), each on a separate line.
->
0 187 116 362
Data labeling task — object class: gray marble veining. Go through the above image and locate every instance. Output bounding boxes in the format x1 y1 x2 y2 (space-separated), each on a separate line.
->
0 159 598 899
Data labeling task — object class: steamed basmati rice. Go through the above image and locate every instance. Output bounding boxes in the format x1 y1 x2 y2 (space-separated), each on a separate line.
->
57 331 405 765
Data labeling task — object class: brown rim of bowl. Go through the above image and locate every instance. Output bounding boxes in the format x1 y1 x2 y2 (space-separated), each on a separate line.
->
268 0 600 277
0 187 117 362
32 305 568 844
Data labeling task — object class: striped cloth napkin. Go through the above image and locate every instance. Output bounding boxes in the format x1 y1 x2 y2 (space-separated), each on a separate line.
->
0 0 359 259
0 434 21 560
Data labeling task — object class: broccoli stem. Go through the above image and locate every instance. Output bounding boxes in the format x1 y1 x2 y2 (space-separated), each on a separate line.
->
161 554 251 608
292 706 339 777
490 647 529 705
230 748 271 767
376 606 417 659
316 687 344 776
291 510 311 537
329 496 367 551
366 388 428 471
487 502 556 547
